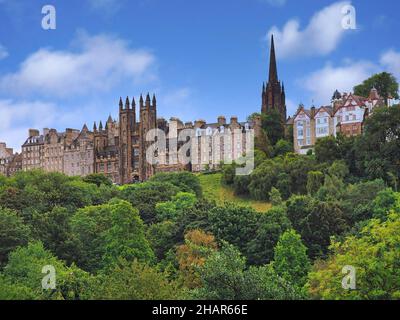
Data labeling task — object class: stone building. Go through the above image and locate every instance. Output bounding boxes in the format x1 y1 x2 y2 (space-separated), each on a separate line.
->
0 142 17 176
291 88 388 154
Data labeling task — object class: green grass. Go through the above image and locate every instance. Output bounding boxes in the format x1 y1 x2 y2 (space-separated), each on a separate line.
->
198 173 271 213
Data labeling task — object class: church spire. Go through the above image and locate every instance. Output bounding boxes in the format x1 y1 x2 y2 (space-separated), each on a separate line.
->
268 34 278 83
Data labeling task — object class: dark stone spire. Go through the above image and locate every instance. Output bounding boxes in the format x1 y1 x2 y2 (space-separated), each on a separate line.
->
99 121 103 131
131 97 136 107
93 122 97 132
119 97 123 110
268 34 278 83
139 94 144 108
152 94 156 106
125 96 130 110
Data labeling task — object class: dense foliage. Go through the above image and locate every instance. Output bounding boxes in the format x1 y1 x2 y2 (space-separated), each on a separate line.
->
1 104 400 300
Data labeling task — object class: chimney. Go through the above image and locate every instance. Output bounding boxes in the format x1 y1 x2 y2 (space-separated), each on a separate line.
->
29 129 40 137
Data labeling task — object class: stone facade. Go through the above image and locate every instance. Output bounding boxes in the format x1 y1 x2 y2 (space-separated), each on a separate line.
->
291 88 387 154
0 142 20 177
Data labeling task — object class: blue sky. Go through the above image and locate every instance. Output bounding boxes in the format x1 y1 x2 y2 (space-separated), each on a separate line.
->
0 0 399 150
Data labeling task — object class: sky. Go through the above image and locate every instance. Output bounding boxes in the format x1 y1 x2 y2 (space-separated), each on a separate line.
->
0 0 399 151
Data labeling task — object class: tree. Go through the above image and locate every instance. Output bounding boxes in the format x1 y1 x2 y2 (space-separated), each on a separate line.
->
286 196 348 259
269 187 283 206
246 206 292 265
354 105 400 184
88 259 185 300
70 199 154 272
155 192 197 223
315 136 340 163
2 242 90 300
307 171 324 195
354 72 399 104
150 172 202 197
31 206 76 264
176 229 218 289
119 181 180 224
273 229 310 287
261 110 285 146
82 173 112 187
273 139 293 157
0 208 31 266
208 203 258 258
307 211 400 300
192 242 302 300
146 221 177 261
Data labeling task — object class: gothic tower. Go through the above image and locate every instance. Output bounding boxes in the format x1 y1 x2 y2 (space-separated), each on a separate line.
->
261 35 287 122
119 96 136 184
139 93 157 181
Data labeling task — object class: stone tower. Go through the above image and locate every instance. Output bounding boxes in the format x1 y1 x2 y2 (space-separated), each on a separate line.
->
119 96 137 185
139 93 157 181
261 34 287 122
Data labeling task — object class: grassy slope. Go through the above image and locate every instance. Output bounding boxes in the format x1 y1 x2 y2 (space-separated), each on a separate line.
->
198 173 271 213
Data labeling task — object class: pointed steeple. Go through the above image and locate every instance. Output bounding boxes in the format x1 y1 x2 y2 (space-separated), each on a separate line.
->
119 97 123 111
82 123 88 132
131 97 136 108
125 96 130 110
93 121 97 132
152 94 156 106
107 114 113 123
139 94 144 108
146 93 151 102
268 34 278 83
99 121 103 131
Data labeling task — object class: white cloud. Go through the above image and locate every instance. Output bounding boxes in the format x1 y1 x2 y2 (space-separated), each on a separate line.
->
0 44 8 60
267 1 351 58
0 31 156 97
0 99 57 151
301 49 400 105
381 49 400 79
301 60 377 105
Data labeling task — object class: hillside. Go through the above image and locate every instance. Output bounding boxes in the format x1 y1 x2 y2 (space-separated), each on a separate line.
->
198 173 271 212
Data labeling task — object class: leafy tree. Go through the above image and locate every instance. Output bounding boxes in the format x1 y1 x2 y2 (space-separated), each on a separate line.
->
150 172 202 197
248 159 283 200
261 110 285 146
273 139 293 157
354 105 400 183
208 203 258 258
2 242 90 300
88 259 185 300
155 192 197 222
0 208 31 266
83 173 112 187
119 181 180 224
307 171 324 195
328 160 349 180
176 229 218 289
371 188 400 221
286 196 348 259
315 136 340 163
192 242 301 300
246 206 292 265
30 207 76 265
146 221 177 261
269 187 283 206
273 229 310 287
70 199 154 272
307 211 400 300
354 72 399 104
